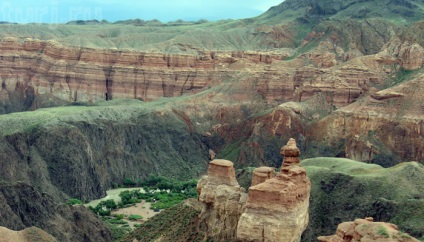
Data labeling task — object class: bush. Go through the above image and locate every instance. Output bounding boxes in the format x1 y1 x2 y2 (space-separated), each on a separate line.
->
377 226 390 238
128 214 143 221
66 198 83 206
114 214 124 220
123 178 136 187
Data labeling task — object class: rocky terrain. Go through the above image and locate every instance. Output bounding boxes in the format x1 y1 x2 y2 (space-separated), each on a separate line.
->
125 139 311 242
0 226 55 242
318 217 419 242
0 0 423 241
0 182 112 242
123 157 424 242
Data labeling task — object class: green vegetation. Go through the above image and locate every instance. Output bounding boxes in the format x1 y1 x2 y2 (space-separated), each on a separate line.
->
117 175 198 211
216 139 244 164
66 198 83 206
383 67 424 89
85 176 199 241
301 158 424 241
128 215 143 221
120 201 204 242
122 178 136 187
398 231 412 239
102 216 131 241
377 225 390 238
89 199 117 216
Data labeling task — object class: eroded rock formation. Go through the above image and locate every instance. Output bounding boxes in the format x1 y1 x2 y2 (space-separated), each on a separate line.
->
197 139 310 242
318 217 419 242
251 167 275 186
197 159 247 241
309 75 424 164
237 138 311 242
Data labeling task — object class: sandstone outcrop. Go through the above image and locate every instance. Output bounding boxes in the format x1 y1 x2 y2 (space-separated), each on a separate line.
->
308 75 424 164
197 159 247 241
237 138 311 242
251 167 275 186
318 217 419 242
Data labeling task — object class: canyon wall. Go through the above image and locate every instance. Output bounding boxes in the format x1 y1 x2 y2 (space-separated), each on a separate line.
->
0 182 112 242
0 106 210 201
2 35 420 114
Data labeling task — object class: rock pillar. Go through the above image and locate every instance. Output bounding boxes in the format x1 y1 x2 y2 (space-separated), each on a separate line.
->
197 159 247 241
237 138 311 242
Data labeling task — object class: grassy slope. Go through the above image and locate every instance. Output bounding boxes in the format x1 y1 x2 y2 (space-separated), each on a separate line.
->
1 0 422 53
302 158 424 241
0 99 164 136
0 21 274 52
120 199 204 242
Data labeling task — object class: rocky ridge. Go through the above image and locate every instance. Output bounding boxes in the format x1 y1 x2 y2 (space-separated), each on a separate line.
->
0 182 112 242
318 217 419 242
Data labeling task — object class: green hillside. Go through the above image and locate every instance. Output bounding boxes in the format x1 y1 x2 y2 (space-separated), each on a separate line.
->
258 0 424 24
302 158 424 241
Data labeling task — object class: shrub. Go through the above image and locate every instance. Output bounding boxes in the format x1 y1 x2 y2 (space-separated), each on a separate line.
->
123 178 136 187
66 198 83 206
377 226 390 238
128 214 143 221
114 214 124 220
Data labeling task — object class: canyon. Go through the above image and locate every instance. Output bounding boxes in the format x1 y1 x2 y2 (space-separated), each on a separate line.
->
0 0 423 241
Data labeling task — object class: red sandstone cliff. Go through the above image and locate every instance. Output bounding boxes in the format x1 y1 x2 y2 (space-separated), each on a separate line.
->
1 34 422 114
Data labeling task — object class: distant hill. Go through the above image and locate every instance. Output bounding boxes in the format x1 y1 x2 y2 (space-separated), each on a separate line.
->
258 0 424 24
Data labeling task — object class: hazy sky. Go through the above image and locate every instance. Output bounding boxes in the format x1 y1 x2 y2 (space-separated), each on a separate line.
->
0 0 284 23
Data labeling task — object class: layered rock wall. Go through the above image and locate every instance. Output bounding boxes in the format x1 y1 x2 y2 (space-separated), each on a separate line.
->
2 37 417 113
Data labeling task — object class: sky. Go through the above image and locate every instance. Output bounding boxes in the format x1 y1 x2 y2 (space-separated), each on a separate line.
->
0 0 284 23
